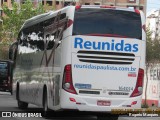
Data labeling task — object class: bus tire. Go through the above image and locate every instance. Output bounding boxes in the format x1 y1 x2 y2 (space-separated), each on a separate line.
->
10 90 13 95
17 100 28 109
97 114 119 120
16 84 28 109
42 87 50 118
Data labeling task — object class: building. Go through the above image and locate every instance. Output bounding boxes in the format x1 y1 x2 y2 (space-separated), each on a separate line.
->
146 10 160 40
0 0 147 17
14 0 77 10
0 0 59 16
79 0 146 15
0 0 12 17
54 0 147 15
142 65 160 107
144 10 160 107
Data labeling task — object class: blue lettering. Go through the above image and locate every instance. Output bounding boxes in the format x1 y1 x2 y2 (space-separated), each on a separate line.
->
102 42 110 50
93 42 101 50
132 44 138 52
124 44 132 52
111 40 115 50
84 41 92 49
115 40 124 51
74 37 83 49
74 37 139 52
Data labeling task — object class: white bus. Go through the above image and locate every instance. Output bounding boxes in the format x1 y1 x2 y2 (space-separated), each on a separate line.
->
10 5 146 119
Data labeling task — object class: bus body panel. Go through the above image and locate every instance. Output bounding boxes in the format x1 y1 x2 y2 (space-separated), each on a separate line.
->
60 7 145 111
60 34 145 110
71 35 142 97
11 6 146 113
12 6 74 109
60 89 142 111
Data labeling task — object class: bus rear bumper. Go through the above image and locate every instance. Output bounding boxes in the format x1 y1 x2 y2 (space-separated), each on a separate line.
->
60 90 142 112
0 85 11 92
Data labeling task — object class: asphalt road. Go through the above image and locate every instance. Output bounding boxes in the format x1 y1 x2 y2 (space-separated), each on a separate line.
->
0 92 160 120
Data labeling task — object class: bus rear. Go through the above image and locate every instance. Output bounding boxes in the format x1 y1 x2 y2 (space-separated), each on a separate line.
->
61 6 146 112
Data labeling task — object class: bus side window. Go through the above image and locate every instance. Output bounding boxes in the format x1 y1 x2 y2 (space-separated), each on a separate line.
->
9 41 18 62
46 34 54 50
19 23 45 52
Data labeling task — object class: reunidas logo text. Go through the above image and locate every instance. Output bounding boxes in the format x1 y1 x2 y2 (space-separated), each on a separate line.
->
74 37 138 52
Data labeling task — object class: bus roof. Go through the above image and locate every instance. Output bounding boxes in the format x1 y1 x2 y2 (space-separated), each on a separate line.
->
21 5 141 30
21 6 71 30
21 11 52 30
79 5 139 13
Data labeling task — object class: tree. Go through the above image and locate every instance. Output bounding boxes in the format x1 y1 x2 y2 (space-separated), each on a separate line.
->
143 27 160 107
143 27 153 107
0 0 47 59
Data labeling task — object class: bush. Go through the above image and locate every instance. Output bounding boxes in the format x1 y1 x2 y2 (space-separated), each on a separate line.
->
141 103 149 108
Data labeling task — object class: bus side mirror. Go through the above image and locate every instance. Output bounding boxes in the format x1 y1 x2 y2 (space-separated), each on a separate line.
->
9 41 18 62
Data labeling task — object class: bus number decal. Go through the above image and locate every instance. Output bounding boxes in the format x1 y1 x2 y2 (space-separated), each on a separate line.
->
119 86 133 92
75 83 92 89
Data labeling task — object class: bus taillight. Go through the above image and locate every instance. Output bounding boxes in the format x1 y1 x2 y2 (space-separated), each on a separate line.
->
75 6 81 10
62 65 77 94
130 68 144 97
134 9 140 14
67 19 73 28
100 6 116 9
142 24 146 32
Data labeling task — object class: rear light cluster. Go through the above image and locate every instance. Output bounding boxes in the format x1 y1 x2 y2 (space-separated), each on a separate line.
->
62 64 77 94
134 9 140 14
142 25 146 32
67 19 73 28
100 6 116 9
131 101 137 105
75 5 81 10
130 68 144 97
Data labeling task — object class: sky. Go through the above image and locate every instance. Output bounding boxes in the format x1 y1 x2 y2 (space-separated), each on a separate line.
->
147 0 160 15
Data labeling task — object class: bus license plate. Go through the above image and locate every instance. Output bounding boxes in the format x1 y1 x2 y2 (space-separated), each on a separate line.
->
97 100 111 106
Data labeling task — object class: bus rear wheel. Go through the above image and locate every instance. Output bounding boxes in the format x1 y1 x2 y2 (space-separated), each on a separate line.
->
42 89 50 118
10 90 13 95
97 114 119 120
16 84 28 109
17 100 28 109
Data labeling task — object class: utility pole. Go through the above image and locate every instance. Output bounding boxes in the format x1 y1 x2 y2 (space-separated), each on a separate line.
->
114 0 116 6
101 0 103 5
155 9 160 40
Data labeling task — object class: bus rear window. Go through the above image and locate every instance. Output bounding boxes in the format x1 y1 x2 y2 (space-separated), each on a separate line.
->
73 8 142 39
0 63 8 77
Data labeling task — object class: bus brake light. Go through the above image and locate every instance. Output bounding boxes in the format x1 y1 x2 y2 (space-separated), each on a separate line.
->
62 65 77 94
142 25 146 32
75 6 81 10
67 19 73 28
130 68 144 97
131 101 137 105
135 9 140 14
69 98 76 102
100 6 116 9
